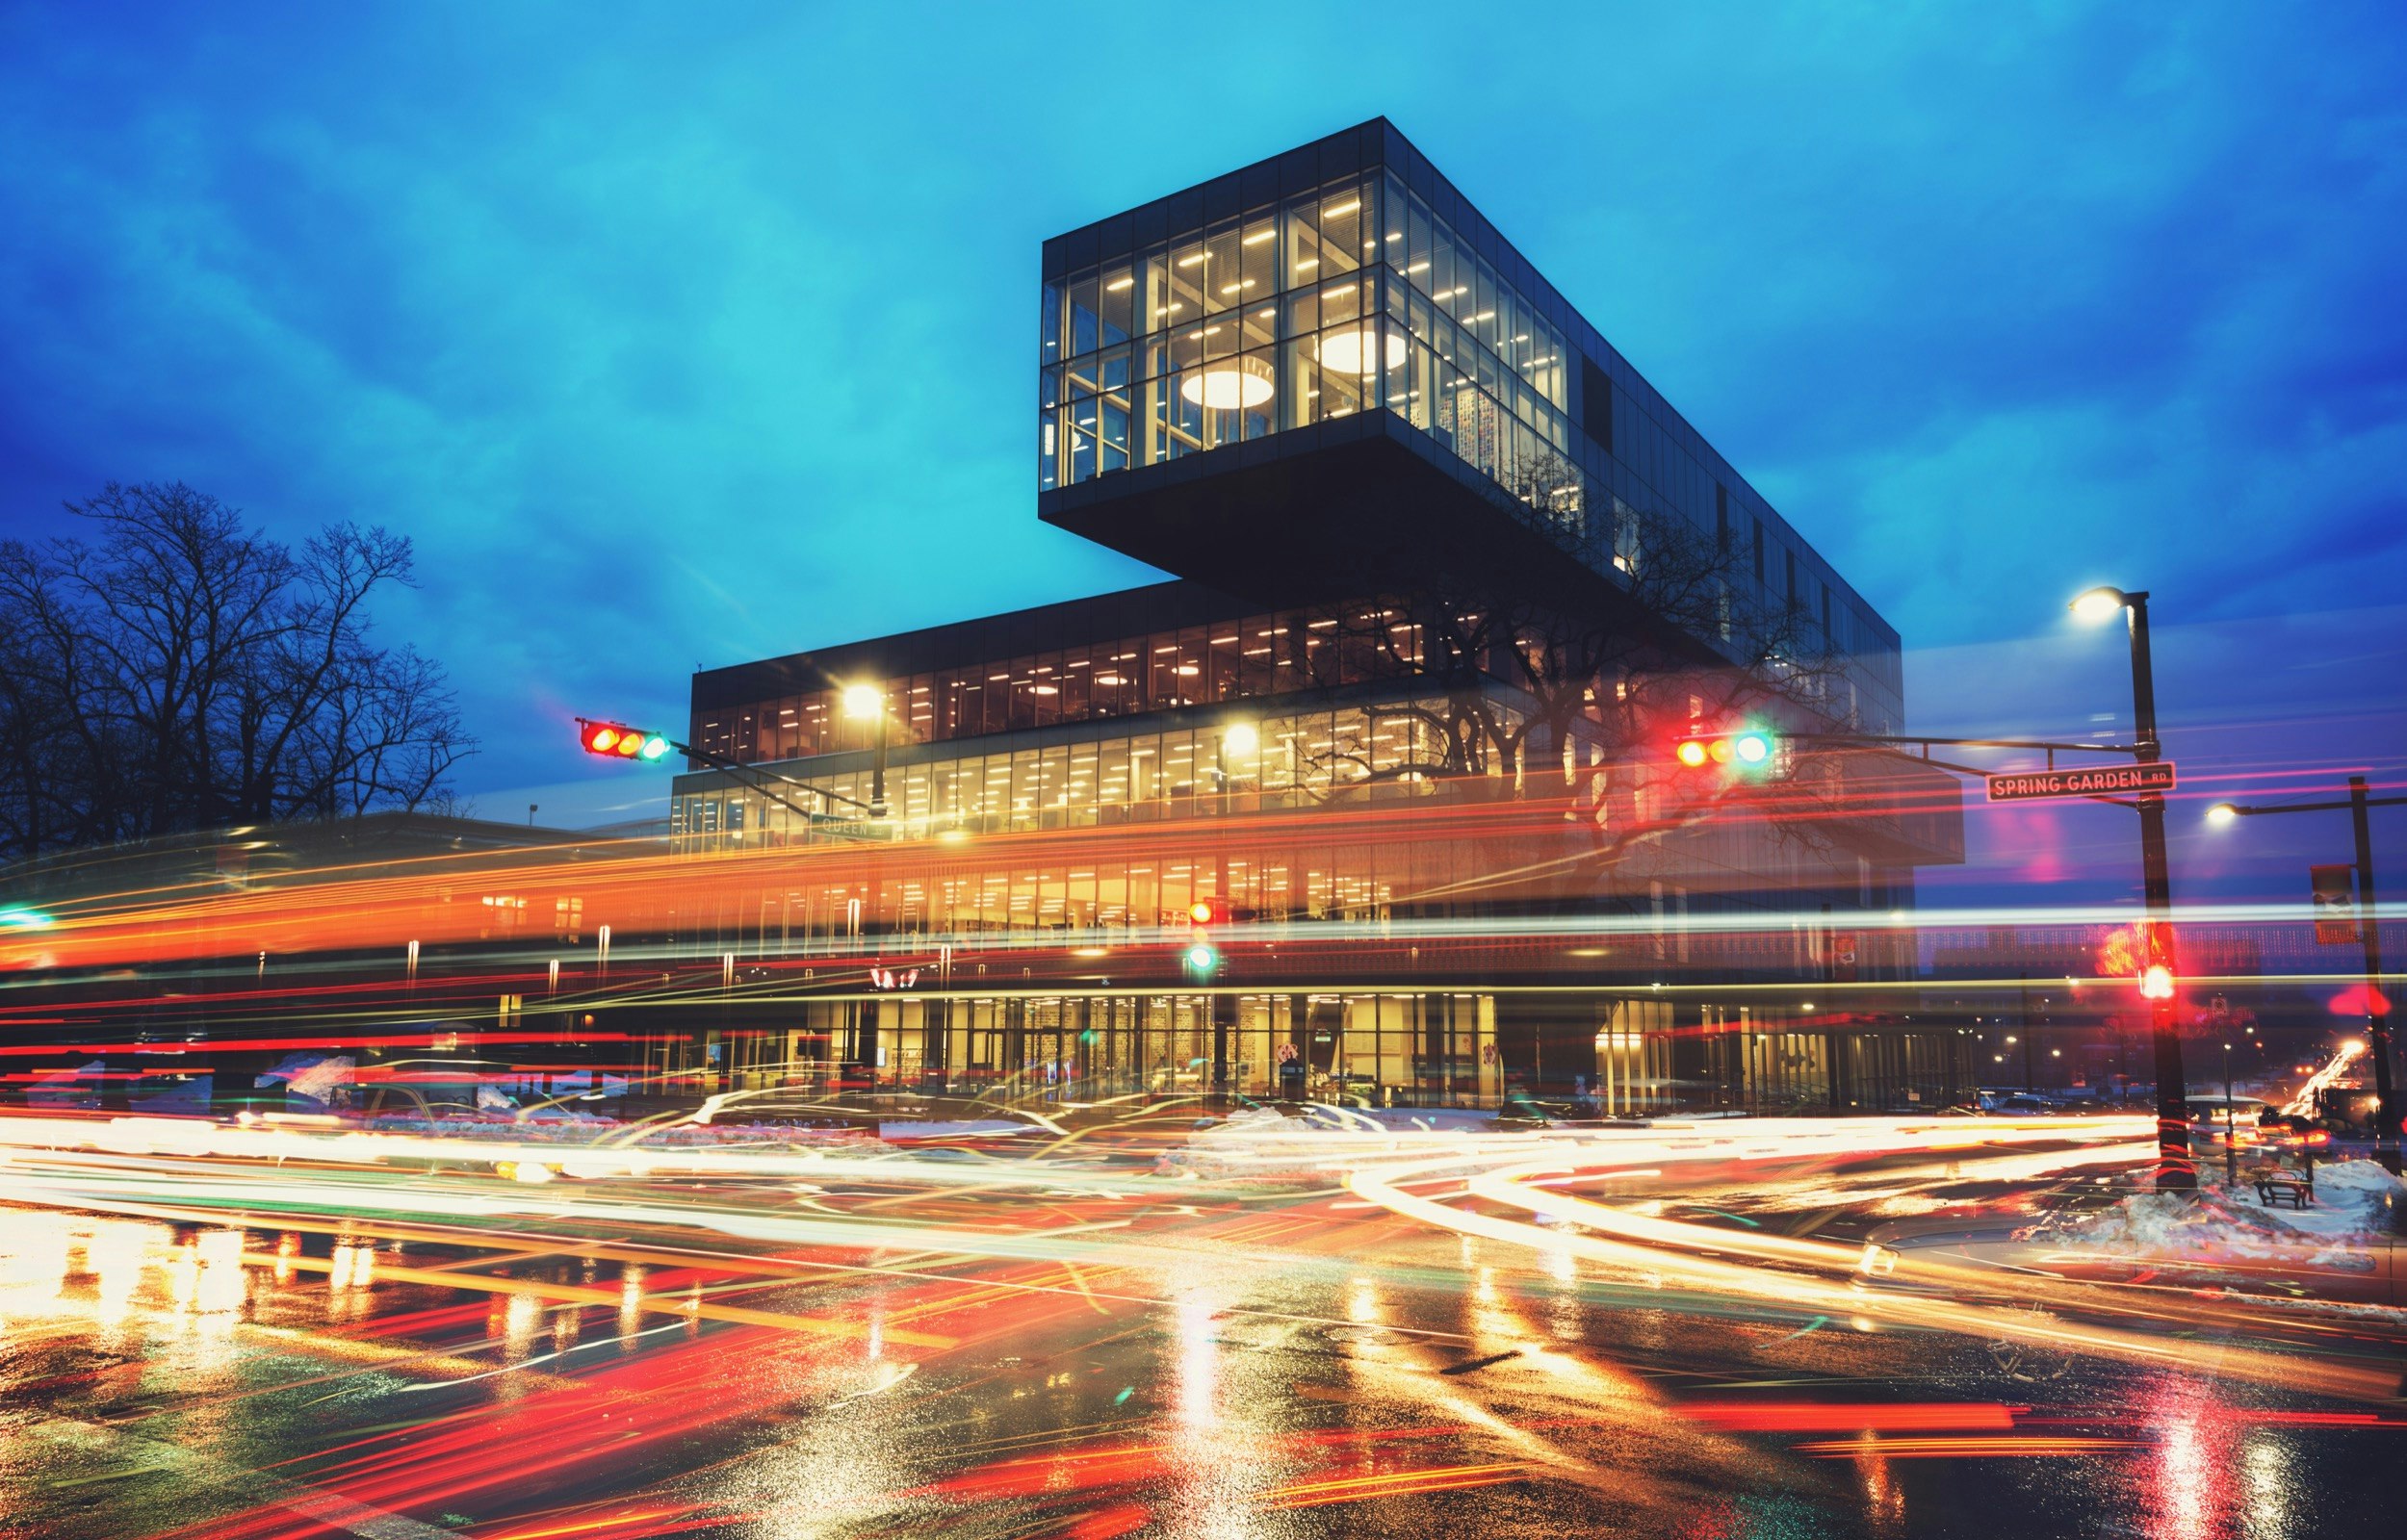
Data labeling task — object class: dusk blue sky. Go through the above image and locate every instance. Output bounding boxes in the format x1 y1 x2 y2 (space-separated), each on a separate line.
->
1 4 2400 901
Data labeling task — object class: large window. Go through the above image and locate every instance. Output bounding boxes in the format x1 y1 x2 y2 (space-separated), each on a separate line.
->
692 603 1440 765
1040 174 1579 542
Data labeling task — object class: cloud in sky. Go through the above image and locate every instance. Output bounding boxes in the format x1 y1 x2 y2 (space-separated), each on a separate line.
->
0 2 2398 831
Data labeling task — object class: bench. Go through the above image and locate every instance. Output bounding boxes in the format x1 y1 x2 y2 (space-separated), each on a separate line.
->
2255 1175 2314 1208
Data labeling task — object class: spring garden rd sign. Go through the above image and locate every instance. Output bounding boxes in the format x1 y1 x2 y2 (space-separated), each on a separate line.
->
1985 762 2177 802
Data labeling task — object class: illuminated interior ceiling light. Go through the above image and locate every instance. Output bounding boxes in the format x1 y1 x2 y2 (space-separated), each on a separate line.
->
1105 276 1133 291
1178 252 1207 267
1242 229 1275 244
1323 199 1360 217
1317 328 1409 376
1179 353 1275 409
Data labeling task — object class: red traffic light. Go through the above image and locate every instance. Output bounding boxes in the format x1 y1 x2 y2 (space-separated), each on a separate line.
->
580 720 674 762
1673 728 1776 773
2138 963 2176 1000
1184 897 1255 925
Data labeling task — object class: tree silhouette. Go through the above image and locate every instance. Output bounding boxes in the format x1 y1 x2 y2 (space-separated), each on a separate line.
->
0 482 474 860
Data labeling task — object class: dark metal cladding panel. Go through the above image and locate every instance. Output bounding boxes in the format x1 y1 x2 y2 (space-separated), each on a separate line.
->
1163 186 1204 235
1238 159 1278 210
1279 145 1319 196
1132 200 1167 247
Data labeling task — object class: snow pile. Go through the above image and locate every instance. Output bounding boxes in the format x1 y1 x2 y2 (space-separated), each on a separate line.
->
2024 1158 2403 1272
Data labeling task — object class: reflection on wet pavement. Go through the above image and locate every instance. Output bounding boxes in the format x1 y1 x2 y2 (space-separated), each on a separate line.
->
0 1138 2399 1539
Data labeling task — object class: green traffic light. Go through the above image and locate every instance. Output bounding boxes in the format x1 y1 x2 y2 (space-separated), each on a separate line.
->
0 906 54 931
1732 731 1773 766
639 735 673 761
1183 941 1219 973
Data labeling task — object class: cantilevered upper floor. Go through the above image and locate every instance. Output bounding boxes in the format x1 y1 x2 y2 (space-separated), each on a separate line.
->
1036 117 1903 733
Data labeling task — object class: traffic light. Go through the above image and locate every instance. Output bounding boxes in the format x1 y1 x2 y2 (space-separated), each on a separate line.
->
1183 895 1247 976
1673 726 1777 774
579 720 675 762
2138 963 2176 1001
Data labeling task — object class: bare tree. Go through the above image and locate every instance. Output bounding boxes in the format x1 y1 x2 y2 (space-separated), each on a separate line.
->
0 483 473 862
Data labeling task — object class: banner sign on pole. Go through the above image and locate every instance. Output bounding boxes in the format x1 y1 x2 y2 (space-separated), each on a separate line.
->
2311 863 2361 946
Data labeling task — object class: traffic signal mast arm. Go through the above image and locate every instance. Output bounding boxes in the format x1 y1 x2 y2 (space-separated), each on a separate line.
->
579 717 876 826
668 736 879 819
1787 731 2147 763
1785 732 2156 810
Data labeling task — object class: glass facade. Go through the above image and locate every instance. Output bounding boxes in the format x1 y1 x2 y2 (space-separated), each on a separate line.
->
672 990 1509 1108
1039 170 1579 540
694 602 1439 766
679 691 1501 850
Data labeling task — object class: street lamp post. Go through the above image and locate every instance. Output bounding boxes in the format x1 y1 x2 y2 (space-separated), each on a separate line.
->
2073 586 2190 1189
2209 775 2404 1170
2019 975 2036 1091
2222 1040 2236 1187
841 683 891 819
1204 722 1255 1105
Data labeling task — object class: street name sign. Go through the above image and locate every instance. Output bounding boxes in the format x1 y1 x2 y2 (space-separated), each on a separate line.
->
1984 762 2176 802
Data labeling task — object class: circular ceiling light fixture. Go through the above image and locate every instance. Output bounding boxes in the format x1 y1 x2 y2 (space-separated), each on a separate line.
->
1317 327 1408 377
1179 353 1275 410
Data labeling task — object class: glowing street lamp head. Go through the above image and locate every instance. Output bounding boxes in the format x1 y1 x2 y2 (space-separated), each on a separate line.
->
841 683 883 720
1222 722 1259 757
2205 803 2239 827
2070 587 2129 625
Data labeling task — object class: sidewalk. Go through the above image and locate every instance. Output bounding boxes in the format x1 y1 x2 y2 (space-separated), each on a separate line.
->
1880 1157 2407 1308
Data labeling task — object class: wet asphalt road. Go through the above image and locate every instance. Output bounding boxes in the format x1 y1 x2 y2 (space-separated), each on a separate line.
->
1 1144 2401 1540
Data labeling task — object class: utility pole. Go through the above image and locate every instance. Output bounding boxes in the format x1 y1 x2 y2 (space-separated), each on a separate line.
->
2211 775 2403 1171
2223 1040 2237 1188
2020 975 2035 1092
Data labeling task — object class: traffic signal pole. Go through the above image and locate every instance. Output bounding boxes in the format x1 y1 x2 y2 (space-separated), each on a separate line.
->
2351 777 2395 1166
2122 593 2193 1190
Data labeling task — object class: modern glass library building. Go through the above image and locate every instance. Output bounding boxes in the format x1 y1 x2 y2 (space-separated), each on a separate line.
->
669 120 1966 1112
